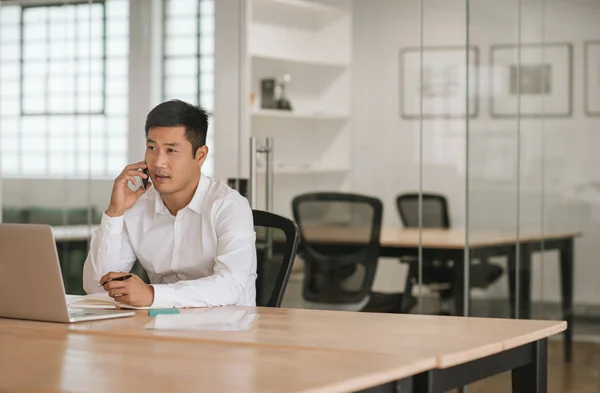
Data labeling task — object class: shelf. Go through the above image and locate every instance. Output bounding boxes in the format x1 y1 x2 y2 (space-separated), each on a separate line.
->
258 166 350 174
251 0 347 28
251 53 349 69
251 110 349 121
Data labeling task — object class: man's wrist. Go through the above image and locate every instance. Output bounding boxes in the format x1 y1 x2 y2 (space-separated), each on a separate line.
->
148 285 155 306
105 207 124 217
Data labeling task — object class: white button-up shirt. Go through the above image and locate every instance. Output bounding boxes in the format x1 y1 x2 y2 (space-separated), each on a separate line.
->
82 174 257 308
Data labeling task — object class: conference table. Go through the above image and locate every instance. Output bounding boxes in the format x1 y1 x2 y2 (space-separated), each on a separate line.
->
51 225 579 362
0 306 566 392
302 226 580 362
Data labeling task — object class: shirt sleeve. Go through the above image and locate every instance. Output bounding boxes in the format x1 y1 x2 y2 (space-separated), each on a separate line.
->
150 194 256 308
82 212 138 294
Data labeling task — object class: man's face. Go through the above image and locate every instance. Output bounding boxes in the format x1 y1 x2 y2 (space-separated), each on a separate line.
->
145 126 207 196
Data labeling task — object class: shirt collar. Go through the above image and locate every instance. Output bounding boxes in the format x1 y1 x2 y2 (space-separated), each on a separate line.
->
154 174 210 216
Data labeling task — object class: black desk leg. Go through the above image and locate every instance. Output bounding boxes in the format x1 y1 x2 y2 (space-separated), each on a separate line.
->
519 243 532 319
507 244 532 319
508 246 517 318
451 250 466 316
511 339 547 393
559 238 574 363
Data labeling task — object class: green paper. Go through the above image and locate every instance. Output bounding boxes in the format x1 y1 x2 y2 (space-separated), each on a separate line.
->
148 308 180 316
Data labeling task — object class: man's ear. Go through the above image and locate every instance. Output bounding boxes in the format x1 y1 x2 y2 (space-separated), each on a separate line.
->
196 145 209 167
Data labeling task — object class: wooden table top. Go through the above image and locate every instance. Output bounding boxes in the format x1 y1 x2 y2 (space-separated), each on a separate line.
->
304 226 581 249
0 307 567 369
0 328 436 393
52 224 580 249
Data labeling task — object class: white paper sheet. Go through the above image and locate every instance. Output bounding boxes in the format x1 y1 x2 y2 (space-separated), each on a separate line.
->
145 308 258 331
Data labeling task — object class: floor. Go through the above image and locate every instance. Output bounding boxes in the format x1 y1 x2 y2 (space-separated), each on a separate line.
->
281 275 600 393
468 340 600 393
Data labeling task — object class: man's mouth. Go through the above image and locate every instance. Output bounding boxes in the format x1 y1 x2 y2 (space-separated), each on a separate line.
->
154 175 170 182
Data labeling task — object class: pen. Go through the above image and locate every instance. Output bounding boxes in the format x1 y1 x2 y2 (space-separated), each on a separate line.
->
98 273 134 287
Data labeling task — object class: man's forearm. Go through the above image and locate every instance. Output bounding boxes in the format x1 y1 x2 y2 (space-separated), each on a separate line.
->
82 214 137 293
150 273 246 308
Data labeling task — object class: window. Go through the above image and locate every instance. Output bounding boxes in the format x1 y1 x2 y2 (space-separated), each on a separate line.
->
162 0 214 176
0 0 129 178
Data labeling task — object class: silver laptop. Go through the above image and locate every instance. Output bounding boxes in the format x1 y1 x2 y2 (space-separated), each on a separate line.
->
0 223 134 323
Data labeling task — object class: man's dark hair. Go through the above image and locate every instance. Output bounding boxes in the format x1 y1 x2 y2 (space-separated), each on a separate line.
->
145 99 209 157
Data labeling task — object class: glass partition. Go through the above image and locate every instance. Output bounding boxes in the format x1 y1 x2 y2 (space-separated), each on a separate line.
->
467 0 523 320
0 0 130 294
536 0 600 353
2 0 600 377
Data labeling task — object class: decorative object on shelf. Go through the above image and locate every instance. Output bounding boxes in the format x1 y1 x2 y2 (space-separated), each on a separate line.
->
260 78 277 109
400 46 479 119
490 43 572 118
584 41 600 116
275 74 293 111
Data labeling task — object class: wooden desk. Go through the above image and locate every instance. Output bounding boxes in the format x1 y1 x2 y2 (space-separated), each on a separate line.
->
303 226 579 362
0 328 435 393
51 224 577 362
0 307 565 392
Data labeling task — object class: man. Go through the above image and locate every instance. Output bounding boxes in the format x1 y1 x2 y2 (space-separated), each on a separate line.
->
83 99 256 308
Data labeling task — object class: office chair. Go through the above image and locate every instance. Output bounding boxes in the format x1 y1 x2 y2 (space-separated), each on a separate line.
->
253 209 300 308
292 192 416 314
396 193 504 314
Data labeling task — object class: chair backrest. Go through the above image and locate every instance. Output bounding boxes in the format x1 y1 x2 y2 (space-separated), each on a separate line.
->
396 193 450 229
253 209 300 308
292 192 383 304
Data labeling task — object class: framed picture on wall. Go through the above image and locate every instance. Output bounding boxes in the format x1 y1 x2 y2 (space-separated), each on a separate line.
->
400 46 479 119
490 43 573 118
585 41 600 116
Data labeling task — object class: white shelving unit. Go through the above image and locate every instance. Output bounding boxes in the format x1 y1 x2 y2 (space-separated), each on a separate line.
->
251 109 349 121
251 53 349 68
245 0 353 217
252 0 347 26
258 165 350 174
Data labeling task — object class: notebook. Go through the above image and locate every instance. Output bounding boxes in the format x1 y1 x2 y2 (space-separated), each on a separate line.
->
68 293 158 310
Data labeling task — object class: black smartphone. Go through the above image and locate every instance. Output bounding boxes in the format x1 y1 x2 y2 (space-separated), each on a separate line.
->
142 164 150 189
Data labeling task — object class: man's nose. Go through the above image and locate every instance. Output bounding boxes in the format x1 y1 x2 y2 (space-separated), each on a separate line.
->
153 151 168 168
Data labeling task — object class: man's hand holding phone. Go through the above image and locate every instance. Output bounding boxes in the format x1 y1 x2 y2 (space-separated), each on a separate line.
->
106 162 151 217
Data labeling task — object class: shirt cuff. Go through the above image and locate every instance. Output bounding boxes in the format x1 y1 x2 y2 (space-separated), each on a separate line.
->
101 212 125 235
150 284 174 308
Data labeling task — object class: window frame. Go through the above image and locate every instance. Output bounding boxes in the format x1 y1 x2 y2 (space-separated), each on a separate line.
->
19 1 107 117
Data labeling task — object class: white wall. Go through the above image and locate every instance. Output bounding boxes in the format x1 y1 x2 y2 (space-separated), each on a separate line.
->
353 0 600 305
213 0 246 183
